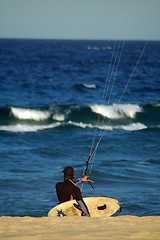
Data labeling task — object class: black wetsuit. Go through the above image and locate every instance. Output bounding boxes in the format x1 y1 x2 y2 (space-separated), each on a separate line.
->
56 179 90 217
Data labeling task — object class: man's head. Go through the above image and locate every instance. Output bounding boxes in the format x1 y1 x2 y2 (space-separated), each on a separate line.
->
62 166 74 180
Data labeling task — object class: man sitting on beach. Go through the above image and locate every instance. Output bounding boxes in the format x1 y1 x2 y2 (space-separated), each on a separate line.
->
56 166 90 217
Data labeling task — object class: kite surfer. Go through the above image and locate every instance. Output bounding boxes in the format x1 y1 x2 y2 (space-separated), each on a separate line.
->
56 166 91 217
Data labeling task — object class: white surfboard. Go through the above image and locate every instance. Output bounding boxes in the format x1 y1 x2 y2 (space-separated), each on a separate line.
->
48 197 121 217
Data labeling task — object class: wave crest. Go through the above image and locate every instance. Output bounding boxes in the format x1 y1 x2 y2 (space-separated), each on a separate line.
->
11 107 50 121
90 104 142 119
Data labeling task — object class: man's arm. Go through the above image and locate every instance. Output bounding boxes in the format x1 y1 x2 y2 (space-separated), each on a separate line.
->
74 186 90 217
76 199 90 217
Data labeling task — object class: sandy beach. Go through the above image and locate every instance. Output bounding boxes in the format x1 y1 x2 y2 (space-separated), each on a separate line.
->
0 215 160 240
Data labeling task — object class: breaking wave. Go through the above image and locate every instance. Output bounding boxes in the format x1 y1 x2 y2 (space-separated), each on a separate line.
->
90 104 142 119
0 103 159 132
75 83 97 90
0 123 61 132
11 107 50 121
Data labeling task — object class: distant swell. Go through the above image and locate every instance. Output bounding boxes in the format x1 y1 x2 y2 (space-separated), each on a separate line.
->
0 103 159 132
82 84 97 89
75 83 98 90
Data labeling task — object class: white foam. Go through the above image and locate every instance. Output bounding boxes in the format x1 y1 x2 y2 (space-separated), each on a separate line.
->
87 46 100 51
52 114 65 121
90 104 142 119
0 123 61 132
68 121 93 129
154 103 160 107
115 123 147 131
68 121 146 131
87 46 111 51
68 121 113 130
11 107 50 121
83 84 97 89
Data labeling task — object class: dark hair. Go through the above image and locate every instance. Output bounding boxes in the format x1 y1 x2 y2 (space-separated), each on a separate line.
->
62 166 74 179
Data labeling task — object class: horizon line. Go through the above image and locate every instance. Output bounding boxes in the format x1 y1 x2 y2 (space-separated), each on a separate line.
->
0 37 160 42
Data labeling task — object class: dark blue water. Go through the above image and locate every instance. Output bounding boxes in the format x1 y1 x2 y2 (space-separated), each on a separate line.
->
0 39 159 217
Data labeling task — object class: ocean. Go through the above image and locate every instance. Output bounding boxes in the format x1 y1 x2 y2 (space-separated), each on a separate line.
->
0 39 159 217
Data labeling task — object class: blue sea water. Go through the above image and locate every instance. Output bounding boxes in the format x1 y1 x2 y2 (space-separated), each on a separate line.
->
0 39 159 217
